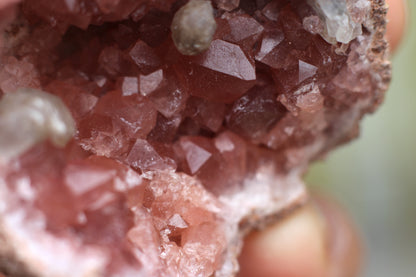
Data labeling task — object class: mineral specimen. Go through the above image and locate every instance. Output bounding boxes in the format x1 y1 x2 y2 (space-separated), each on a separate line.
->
0 0 390 276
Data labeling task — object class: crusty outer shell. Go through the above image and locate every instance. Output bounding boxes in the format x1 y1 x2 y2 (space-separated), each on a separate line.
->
367 0 392 111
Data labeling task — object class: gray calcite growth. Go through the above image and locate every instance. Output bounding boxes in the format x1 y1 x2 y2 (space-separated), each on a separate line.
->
0 88 75 163
171 0 217 55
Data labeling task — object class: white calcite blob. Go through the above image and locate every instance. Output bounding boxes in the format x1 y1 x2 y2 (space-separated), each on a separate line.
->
0 88 75 163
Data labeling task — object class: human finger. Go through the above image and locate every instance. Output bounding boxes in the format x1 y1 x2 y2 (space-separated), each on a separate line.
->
238 195 362 277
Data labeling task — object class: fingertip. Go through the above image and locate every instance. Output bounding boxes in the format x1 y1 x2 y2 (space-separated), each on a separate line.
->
238 204 328 277
238 196 362 277
386 0 407 53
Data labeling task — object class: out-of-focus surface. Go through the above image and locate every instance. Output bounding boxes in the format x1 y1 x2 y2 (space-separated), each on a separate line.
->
306 2 416 276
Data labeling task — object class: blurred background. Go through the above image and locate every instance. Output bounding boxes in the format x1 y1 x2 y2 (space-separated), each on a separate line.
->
306 2 416 276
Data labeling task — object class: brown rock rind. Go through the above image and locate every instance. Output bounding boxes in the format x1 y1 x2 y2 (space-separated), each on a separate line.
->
367 0 391 110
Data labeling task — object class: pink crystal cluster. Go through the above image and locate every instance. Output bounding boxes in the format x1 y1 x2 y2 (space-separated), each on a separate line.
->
0 0 385 276
1 142 225 276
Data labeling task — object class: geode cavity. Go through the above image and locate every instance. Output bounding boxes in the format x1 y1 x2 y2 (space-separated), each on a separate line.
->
0 0 390 276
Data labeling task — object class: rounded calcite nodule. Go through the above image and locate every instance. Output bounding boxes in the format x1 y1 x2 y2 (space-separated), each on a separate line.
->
0 0 390 276
0 88 75 163
171 0 217 55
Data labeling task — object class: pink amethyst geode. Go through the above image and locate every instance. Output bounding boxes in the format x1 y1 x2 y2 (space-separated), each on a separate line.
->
0 0 390 276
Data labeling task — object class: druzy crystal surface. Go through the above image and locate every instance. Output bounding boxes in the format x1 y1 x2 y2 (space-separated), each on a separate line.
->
0 0 389 276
